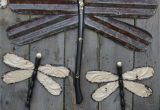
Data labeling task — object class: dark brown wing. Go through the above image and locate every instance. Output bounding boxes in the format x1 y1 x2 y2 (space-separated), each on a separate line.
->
85 0 158 18
85 16 152 51
9 0 77 4
7 15 78 45
9 0 77 15
8 0 158 18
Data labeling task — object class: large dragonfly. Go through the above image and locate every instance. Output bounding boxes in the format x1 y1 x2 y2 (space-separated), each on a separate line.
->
3 0 158 104
2 53 70 108
86 62 154 110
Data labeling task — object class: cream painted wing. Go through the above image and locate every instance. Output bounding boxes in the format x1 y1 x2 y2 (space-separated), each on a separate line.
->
2 70 33 84
37 72 62 96
123 67 154 80
124 81 152 97
39 64 69 78
92 81 118 101
86 71 118 83
3 53 34 69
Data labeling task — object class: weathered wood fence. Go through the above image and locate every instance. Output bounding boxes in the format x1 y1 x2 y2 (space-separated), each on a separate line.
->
0 1 159 110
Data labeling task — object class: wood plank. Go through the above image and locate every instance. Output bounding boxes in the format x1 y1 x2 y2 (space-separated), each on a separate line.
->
0 8 30 110
77 29 99 110
9 0 77 4
64 27 99 110
11 14 30 110
29 32 65 110
99 18 134 110
85 7 156 18
64 29 77 110
133 1 160 110
86 0 157 6
9 4 78 15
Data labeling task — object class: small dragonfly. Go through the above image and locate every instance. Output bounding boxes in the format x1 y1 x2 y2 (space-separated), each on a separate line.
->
2 53 70 105
86 62 154 102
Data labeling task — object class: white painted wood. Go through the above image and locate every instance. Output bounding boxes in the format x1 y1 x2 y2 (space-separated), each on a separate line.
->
3 53 34 69
0 0 7 9
86 71 118 83
92 81 118 102
123 67 154 80
2 70 32 84
124 81 152 97
39 64 69 78
37 72 62 96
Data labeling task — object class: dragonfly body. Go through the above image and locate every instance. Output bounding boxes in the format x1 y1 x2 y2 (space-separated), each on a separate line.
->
2 53 70 109
74 0 84 104
117 62 125 110
26 53 42 109
86 64 154 105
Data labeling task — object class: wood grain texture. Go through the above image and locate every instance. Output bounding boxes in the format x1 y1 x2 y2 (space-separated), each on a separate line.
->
133 1 160 110
64 29 77 110
0 7 30 110
29 31 65 110
65 29 100 110
78 29 99 110
99 19 134 110
0 2 160 110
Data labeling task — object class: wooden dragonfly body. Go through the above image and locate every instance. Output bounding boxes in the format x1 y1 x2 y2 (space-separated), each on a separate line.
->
2 53 70 108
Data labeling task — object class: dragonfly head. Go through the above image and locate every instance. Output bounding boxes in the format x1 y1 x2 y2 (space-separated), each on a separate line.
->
117 62 122 67
36 53 42 59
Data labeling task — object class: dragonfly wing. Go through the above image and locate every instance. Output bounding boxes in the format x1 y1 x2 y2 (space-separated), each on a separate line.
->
9 0 77 15
2 70 32 84
85 0 158 18
85 16 151 51
3 53 34 69
86 71 118 83
124 81 152 97
37 72 62 96
123 67 154 80
92 81 118 101
39 64 70 78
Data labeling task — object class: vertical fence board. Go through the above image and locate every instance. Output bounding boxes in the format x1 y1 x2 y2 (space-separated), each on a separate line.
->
77 29 99 110
29 33 65 110
133 1 160 110
0 8 30 110
99 19 134 110
12 14 30 110
64 29 77 110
